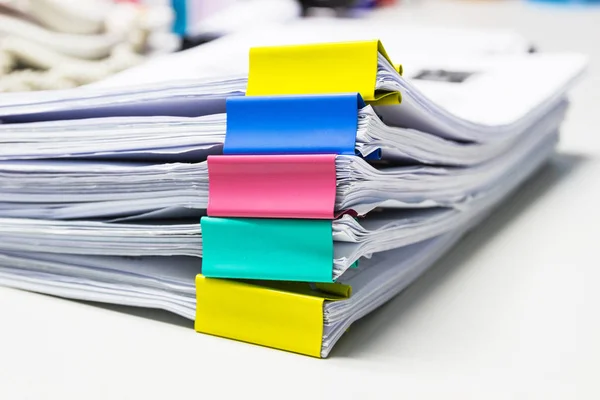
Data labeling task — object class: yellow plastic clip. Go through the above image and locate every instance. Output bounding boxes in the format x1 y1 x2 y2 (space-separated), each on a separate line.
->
195 275 351 357
247 40 401 105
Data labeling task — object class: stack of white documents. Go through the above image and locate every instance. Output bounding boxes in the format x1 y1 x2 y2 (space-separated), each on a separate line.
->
0 20 587 356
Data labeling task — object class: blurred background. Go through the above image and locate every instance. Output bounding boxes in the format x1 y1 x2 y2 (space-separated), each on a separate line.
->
0 0 598 91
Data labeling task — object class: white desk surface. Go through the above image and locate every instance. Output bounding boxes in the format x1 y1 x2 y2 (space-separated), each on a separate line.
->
1 1 599 399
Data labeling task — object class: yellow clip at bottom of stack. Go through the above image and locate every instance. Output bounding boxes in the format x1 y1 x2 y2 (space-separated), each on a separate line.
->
195 275 351 357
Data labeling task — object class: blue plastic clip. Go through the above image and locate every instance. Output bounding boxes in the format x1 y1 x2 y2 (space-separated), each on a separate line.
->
224 93 365 156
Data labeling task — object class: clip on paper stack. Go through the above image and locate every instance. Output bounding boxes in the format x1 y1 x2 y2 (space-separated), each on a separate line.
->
196 40 401 357
0 36 584 358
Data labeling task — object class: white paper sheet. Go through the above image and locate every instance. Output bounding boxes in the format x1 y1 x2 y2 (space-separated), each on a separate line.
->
0 101 560 221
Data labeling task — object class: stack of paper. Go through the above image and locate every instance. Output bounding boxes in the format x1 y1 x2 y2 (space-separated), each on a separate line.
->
0 22 586 357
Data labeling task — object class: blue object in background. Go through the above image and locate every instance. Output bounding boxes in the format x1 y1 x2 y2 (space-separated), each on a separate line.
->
354 0 378 8
171 0 187 36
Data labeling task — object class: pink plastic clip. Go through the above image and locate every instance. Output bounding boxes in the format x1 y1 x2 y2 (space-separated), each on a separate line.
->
208 154 337 219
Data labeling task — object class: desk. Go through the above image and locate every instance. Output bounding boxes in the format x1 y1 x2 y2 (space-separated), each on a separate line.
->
1 1 599 398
